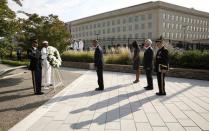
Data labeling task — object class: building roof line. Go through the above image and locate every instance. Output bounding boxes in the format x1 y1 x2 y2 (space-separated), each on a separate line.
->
66 1 209 25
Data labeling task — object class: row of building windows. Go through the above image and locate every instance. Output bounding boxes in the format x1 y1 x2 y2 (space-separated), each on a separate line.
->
162 22 209 32
71 14 153 32
163 13 208 26
72 22 152 36
72 32 153 39
162 32 209 40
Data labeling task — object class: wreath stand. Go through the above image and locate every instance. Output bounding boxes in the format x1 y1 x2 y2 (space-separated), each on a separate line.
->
52 67 64 93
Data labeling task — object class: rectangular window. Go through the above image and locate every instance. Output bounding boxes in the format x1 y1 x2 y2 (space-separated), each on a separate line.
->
123 26 126 31
135 33 139 38
112 20 115 25
163 13 166 19
117 19 120 24
148 32 152 38
97 23 101 28
107 21 110 26
141 23 145 29
123 18 126 24
148 14 152 19
135 24 139 30
129 25 132 31
141 15 145 20
163 22 166 28
107 28 110 33
135 16 139 22
176 16 178 21
141 33 145 38
102 22 106 27
129 16 133 23
117 27 120 32
112 28 115 33
148 22 152 29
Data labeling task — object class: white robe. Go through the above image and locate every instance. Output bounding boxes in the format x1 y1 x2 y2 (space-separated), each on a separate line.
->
41 47 52 86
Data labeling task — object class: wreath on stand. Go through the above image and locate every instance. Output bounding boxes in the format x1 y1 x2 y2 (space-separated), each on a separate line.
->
47 46 64 92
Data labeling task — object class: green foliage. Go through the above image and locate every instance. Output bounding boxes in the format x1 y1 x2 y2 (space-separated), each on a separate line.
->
17 14 70 53
1 59 29 66
61 51 94 63
0 0 19 38
105 48 132 65
169 50 209 69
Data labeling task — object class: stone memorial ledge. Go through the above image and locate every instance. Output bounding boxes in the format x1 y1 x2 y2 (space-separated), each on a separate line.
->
62 61 209 80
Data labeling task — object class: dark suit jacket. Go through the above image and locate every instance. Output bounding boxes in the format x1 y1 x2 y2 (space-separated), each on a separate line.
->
155 46 169 72
27 47 42 71
94 45 104 68
143 47 154 70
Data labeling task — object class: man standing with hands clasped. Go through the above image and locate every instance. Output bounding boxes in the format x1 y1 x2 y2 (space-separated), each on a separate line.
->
155 36 169 96
92 40 104 91
143 39 154 90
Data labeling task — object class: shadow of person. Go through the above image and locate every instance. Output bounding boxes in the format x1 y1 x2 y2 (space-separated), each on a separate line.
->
0 78 23 88
70 89 146 114
46 83 133 105
70 94 158 129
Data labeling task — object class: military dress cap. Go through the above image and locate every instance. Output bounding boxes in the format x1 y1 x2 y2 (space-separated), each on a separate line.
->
155 36 164 43
42 41 48 44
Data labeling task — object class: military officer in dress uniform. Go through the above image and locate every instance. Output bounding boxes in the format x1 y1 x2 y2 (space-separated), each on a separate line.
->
155 36 169 96
28 40 43 95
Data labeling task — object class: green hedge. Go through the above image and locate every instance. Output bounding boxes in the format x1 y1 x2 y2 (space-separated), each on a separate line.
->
1 59 29 66
61 51 94 63
61 49 209 70
169 50 209 70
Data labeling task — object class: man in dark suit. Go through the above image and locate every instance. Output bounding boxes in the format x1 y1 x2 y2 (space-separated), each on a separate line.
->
143 39 154 90
92 40 104 91
27 40 43 95
155 36 169 96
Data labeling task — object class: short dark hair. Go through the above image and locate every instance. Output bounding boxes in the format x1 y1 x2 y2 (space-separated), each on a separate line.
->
32 39 38 44
132 41 139 49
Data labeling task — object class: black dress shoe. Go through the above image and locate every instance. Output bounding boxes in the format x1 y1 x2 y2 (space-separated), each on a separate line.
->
156 92 166 96
95 88 104 91
144 86 153 90
35 92 44 95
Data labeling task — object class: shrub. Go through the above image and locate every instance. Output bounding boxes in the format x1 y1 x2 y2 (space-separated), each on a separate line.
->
169 50 209 70
1 59 29 66
61 51 94 63
105 48 132 65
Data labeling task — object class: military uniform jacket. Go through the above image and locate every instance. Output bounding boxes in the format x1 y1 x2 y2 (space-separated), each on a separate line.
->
143 47 154 70
27 47 42 71
155 47 169 72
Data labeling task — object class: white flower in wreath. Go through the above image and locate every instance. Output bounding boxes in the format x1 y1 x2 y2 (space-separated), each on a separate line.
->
47 46 62 68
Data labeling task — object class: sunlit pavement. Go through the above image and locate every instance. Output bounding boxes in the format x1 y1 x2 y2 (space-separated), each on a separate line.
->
10 69 209 131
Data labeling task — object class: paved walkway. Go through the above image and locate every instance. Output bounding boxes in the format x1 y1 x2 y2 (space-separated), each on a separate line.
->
10 69 209 131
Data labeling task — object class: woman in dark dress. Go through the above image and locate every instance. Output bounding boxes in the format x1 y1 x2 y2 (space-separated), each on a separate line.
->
132 41 140 83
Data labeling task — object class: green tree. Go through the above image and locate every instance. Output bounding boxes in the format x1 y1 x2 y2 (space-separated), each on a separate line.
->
0 0 22 58
17 13 70 53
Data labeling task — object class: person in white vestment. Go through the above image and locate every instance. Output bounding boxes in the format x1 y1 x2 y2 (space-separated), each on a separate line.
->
73 40 78 51
41 41 52 87
78 40 84 51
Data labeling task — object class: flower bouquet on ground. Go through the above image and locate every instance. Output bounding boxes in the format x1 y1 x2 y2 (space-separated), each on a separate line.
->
47 46 62 68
